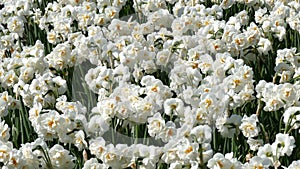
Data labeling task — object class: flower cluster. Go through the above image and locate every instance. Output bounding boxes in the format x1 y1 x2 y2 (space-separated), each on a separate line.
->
0 0 300 168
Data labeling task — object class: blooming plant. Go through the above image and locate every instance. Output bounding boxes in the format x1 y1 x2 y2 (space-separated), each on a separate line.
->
0 0 300 168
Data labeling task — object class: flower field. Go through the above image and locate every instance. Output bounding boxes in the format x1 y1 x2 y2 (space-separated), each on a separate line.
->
1 0 300 168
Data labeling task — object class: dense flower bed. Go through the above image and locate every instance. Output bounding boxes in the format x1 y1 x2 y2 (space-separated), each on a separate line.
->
0 0 300 168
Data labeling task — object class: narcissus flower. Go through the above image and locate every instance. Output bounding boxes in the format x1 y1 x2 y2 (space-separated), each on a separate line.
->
190 125 212 143
239 114 260 138
271 133 295 157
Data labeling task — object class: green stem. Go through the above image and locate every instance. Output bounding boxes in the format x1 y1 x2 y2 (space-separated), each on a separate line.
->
135 124 139 144
213 127 217 152
143 125 148 145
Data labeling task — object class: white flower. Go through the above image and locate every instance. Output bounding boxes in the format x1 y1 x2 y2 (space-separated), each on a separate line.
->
199 93 217 111
255 7 268 24
232 33 247 49
52 76 67 94
186 66 203 87
271 133 295 157
47 30 59 44
222 25 237 43
218 114 242 138
2 70 18 89
224 152 243 169
287 13 300 31
115 101 131 119
141 75 172 100
171 18 185 36
76 9 94 30
224 74 246 92
89 137 107 159
164 98 184 116
199 54 213 74
140 22 155 34
101 144 121 168
18 66 34 83
35 110 64 140
208 39 226 54
272 24 286 41
19 142 43 168
243 156 272 169
263 97 285 112
169 161 183 169
0 91 13 117
127 144 159 168
56 95 87 117
257 37 272 54
0 141 13 164
156 49 171 67
74 130 88 151
207 153 233 169
279 71 293 83
220 0 235 9
141 60 157 74
113 64 130 82
201 143 214 164
182 87 201 107
7 16 24 37
85 66 114 93
256 82 285 112
283 106 300 131
278 83 297 105
87 114 110 137
83 158 108 169
190 125 212 143
247 138 263 151
119 42 145 67
271 2 289 18
287 160 300 169
99 99 118 117
104 6 119 19
49 144 76 168
261 18 272 32
0 119 10 142
162 139 180 163
257 143 275 164
45 42 74 69
6 149 25 169
148 9 174 30
239 114 260 138
276 48 297 65
158 121 177 143
94 13 109 25
108 19 130 36
147 112 165 138
176 138 199 161
255 80 267 99
246 22 261 43
29 103 42 125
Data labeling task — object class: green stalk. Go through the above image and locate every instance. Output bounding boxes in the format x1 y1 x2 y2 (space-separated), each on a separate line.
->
213 127 217 152
111 118 115 145
259 122 269 143
131 124 134 144
19 111 24 145
279 114 284 133
223 138 227 154
199 143 204 167
143 125 148 145
11 110 19 148
135 124 139 144
36 145 54 169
